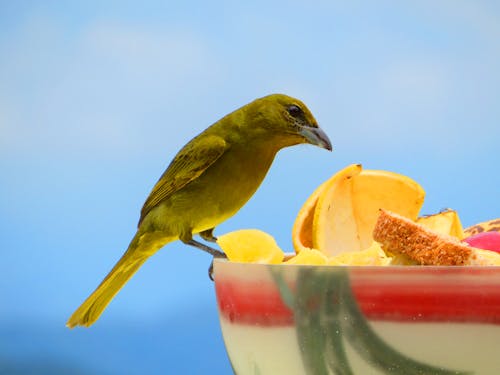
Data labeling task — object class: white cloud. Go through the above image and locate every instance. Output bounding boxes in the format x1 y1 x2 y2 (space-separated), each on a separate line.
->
421 0 500 44
378 59 448 106
81 21 215 85
1 3 499 162
0 17 221 160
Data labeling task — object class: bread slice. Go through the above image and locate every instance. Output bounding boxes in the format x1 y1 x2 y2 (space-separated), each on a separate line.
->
373 209 476 265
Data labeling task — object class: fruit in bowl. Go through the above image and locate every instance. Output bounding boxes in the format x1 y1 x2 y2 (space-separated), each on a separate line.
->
213 164 500 375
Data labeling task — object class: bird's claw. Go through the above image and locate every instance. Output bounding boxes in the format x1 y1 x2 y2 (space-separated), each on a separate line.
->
208 252 227 281
208 260 215 281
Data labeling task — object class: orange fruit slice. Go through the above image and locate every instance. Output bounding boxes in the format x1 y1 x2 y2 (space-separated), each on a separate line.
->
291 179 329 253
293 164 425 257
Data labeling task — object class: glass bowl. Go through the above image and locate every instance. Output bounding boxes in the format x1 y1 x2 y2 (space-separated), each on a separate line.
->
213 259 500 375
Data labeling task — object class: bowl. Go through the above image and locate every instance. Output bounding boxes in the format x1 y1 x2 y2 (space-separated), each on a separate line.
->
213 260 500 375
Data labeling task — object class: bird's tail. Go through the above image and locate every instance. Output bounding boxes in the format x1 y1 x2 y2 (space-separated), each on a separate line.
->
66 232 173 328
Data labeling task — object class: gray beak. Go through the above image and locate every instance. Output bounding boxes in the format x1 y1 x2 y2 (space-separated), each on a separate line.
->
299 126 332 151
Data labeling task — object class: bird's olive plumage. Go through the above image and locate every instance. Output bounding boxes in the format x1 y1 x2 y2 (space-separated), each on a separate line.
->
67 93 331 328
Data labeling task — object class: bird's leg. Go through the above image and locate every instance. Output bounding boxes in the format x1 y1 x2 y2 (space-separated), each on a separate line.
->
181 232 226 281
186 238 226 258
187 239 226 281
200 228 217 243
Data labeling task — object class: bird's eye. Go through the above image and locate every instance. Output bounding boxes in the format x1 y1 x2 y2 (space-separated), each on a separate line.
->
287 104 302 118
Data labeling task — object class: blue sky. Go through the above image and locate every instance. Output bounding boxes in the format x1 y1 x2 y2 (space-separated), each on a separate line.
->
1 1 499 374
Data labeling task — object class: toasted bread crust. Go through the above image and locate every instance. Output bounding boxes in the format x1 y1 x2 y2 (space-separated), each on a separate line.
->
373 209 475 265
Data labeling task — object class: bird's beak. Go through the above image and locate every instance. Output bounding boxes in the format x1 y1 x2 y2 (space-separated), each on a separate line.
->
299 126 332 151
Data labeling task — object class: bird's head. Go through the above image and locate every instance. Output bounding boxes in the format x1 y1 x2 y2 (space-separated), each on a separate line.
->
240 93 332 151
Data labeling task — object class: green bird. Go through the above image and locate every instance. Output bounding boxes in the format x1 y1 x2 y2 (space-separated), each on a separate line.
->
67 93 332 328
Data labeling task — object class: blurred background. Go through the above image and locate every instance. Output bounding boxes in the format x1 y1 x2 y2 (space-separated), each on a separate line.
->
1 1 499 374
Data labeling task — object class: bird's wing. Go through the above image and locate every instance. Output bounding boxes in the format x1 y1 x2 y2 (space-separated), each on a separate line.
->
139 134 228 225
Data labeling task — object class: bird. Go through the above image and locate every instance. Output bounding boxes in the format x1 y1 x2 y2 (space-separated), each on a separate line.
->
66 93 332 328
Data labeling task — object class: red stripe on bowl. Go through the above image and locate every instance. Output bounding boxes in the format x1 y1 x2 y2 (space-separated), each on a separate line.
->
215 274 500 326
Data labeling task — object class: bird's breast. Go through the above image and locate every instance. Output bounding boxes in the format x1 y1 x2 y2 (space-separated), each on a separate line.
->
181 144 277 232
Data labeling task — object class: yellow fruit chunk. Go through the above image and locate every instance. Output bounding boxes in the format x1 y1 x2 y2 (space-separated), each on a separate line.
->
328 242 392 266
296 164 425 257
417 209 464 239
285 248 328 265
470 249 500 266
217 229 284 264
389 254 419 265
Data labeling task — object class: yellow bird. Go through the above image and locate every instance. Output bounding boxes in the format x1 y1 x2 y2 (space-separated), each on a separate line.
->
67 93 332 328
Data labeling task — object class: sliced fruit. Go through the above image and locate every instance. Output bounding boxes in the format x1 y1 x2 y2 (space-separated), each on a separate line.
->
285 248 328 265
217 229 284 264
310 164 425 256
464 218 500 237
327 242 392 266
350 169 425 250
463 232 500 254
312 164 362 255
417 209 464 239
292 180 329 253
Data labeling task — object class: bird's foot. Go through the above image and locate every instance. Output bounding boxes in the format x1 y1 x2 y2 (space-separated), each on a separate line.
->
183 237 226 281
208 251 227 281
208 260 216 281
